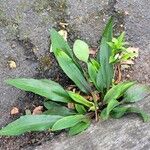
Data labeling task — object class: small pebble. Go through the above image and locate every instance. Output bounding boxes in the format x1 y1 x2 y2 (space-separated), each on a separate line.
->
126 74 130 78
11 44 16 48
124 11 129 15
8 60 17 69
10 107 19 115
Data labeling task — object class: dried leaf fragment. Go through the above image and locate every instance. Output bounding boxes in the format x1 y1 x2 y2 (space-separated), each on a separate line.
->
32 106 43 115
67 103 75 109
59 22 68 28
50 29 68 52
10 107 19 115
25 109 32 115
8 60 17 69
89 48 97 57
126 47 139 58
115 64 122 84
58 30 68 41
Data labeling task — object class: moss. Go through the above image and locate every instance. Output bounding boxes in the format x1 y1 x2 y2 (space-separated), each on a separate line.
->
39 55 52 71
33 0 67 13
113 10 125 36
32 0 68 24
0 9 9 27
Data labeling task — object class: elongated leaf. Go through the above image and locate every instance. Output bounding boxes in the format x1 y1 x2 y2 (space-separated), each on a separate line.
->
6 78 71 103
111 106 150 122
87 59 100 88
44 101 76 116
69 120 91 136
106 99 120 116
75 104 87 114
0 115 62 136
96 69 105 94
100 99 120 120
90 59 100 70
73 40 89 62
54 49 91 93
52 115 86 131
104 81 135 103
68 91 94 108
96 17 114 92
100 108 107 120
123 84 150 103
126 107 150 122
50 29 83 72
110 106 128 119
50 28 73 58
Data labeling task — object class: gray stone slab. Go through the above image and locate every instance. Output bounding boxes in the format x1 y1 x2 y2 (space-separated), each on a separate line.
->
115 0 150 84
67 0 110 46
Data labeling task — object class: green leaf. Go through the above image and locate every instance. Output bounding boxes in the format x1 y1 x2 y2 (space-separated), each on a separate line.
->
50 29 83 72
111 106 150 122
96 69 105 94
104 81 135 103
110 106 128 119
0 115 63 136
6 79 71 103
44 101 76 116
68 91 94 108
73 40 89 63
75 104 87 114
69 120 91 136
118 32 125 44
52 115 86 131
87 62 97 85
90 59 100 70
54 49 91 93
50 28 73 58
100 108 107 120
100 99 120 120
123 84 150 103
87 59 100 88
106 99 120 116
96 17 114 92
126 107 150 122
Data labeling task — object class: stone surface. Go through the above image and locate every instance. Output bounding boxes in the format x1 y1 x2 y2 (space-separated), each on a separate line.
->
67 0 110 46
115 0 150 84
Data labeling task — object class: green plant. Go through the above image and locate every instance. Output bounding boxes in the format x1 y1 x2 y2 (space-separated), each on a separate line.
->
0 17 150 136
108 32 138 64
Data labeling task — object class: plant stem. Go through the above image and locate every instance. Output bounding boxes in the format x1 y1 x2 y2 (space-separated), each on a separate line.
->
91 92 99 122
115 63 122 84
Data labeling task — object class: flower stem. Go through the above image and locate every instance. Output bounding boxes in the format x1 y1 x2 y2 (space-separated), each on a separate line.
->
91 91 99 122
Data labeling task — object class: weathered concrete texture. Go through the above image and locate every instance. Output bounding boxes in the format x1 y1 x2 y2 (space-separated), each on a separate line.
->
67 0 110 46
34 0 150 150
0 30 37 126
115 0 150 84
